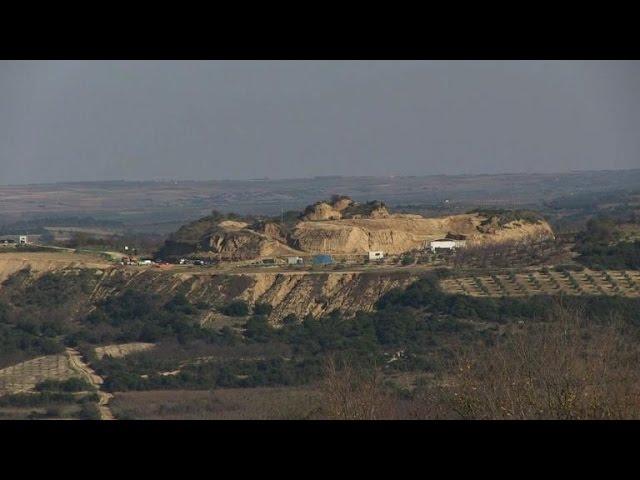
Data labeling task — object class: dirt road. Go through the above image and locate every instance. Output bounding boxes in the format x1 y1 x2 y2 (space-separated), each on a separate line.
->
35 243 126 261
171 263 442 276
28 241 436 276
66 348 115 420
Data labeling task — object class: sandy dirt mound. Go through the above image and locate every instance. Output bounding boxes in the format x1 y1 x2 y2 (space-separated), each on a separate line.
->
256 222 287 243
303 202 343 221
301 197 391 221
206 229 302 260
94 342 156 360
470 220 554 245
364 206 391 218
217 220 249 230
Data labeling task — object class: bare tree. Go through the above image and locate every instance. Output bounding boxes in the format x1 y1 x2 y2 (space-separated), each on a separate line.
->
433 300 640 419
321 357 396 420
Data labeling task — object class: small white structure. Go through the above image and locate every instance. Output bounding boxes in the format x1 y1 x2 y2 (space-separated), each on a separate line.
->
19 235 28 245
0 236 16 246
368 250 384 261
287 256 304 265
429 239 466 253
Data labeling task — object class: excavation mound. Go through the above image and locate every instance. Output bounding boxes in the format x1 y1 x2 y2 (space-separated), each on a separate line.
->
159 196 554 260
290 213 553 255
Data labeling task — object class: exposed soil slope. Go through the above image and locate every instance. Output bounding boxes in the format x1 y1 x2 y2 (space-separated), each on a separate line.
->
291 213 553 255
91 268 418 324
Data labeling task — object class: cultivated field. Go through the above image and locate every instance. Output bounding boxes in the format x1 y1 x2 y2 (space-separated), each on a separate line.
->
440 269 640 297
0 354 81 396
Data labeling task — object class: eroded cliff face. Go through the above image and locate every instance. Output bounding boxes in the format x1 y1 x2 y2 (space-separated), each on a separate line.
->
2 260 406 325
202 224 301 260
90 268 417 324
233 271 414 322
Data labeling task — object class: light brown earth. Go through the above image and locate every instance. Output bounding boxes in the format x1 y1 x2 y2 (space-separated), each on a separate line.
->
94 342 156 360
290 214 554 255
0 348 116 420
0 354 80 396
205 227 303 259
0 250 111 282
0 343 131 420
0 250 421 324
92 268 419 324
201 212 553 260
236 271 415 322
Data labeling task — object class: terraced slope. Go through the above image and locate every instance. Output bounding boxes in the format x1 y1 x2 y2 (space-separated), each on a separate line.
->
440 269 640 298
0 354 79 396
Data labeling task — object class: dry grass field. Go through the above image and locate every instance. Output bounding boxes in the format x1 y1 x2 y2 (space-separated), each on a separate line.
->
111 387 323 420
440 269 640 297
0 250 111 282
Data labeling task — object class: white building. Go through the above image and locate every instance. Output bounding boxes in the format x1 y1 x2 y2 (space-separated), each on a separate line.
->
0 235 29 245
286 256 304 265
429 239 466 253
368 250 384 261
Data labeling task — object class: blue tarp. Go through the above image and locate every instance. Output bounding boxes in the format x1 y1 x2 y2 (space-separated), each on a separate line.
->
312 254 334 265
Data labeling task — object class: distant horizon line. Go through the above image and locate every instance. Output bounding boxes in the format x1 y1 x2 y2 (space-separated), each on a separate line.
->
1 167 639 188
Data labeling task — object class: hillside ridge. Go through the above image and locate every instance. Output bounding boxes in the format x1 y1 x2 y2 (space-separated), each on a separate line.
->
158 196 554 260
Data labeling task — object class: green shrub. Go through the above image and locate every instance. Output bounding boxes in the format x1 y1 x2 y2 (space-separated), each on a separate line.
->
75 403 101 420
401 255 415 266
254 303 273 316
221 300 250 317
35 377 94 392
0 392 76 407
245 316 273 342
553 264 584 272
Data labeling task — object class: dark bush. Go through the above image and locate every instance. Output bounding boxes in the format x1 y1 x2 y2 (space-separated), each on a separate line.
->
221 300 249 317
254 302 273 316
75 403 101 420
35 377 94 392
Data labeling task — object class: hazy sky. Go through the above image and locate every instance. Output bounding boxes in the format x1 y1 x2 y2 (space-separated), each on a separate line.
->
1 61 639 184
